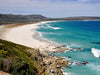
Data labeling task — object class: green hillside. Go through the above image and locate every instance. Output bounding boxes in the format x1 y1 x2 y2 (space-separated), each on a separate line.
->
0 39 43 75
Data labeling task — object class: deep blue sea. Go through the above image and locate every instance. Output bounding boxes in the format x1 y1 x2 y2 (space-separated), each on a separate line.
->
37 21 100 75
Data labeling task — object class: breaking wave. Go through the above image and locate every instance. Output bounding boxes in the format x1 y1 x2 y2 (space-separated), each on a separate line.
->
40 24 61 30
47 25 61 30
91 48 100 58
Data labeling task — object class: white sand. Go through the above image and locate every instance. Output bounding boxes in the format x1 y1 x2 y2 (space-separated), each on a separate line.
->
1 21 58 52
0 21 70 75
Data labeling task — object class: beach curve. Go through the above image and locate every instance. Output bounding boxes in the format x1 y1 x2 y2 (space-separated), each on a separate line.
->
0 21 61 53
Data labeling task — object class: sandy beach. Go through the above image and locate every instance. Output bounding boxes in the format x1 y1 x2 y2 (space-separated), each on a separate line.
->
0 21 61 52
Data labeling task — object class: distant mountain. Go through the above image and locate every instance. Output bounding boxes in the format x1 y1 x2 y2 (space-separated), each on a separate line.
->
0 14 100 25
55 16 100 21
1 14 100 22
0 14 49 22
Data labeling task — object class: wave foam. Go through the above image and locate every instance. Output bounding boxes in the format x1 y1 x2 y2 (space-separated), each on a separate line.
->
61 69 71 75
49 32 55 34
63 72 71 75
87 63 100 72
48 25 61 30
38 32 43 37
91 48 100 58
67 43 82 48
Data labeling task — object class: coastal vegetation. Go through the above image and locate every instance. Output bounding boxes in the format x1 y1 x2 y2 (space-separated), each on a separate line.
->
0 39 69 75
0 39 39 75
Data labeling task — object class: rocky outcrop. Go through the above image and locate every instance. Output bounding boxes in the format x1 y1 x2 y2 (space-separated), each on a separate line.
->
76 48 83 51
41 55 68 75
0 43 3 46
81 61 88 65
0 71 12 75
69 48 84 51
27 48 69 75
68 61 88 66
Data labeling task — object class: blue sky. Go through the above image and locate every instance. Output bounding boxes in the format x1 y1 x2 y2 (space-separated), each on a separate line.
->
0 0 100 18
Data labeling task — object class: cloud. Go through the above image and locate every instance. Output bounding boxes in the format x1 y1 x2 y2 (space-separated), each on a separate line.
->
78 0 90 2
0 0 100 17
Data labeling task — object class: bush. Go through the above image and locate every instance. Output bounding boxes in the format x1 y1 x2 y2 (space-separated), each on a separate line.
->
0 39 38 75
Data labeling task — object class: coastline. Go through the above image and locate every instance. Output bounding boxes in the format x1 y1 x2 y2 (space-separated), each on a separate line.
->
0 19 100 75
0 21 70 75
0 21 68 53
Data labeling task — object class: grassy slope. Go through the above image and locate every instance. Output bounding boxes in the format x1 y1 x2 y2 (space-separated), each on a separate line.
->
0 39 43 75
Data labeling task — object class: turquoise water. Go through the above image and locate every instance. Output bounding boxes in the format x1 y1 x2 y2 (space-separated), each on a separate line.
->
37 21 100 75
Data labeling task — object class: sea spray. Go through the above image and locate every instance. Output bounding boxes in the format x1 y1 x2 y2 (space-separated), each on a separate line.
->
91 48 100 58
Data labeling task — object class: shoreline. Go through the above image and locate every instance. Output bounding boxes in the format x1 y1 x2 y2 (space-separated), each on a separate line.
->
0 20 100 75
0 21 70 75
0 21 68 53
0 21 49 49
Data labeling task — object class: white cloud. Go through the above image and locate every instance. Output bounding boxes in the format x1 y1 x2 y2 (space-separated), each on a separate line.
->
0 0 100 17
78 0 90 2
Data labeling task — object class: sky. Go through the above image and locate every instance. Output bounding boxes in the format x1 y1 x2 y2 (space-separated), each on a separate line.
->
0 0 100 18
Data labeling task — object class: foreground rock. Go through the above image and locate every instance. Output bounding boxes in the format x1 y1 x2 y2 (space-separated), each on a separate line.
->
28 49 69 75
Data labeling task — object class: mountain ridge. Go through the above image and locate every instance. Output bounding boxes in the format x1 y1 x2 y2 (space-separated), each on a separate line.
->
0 14 100 25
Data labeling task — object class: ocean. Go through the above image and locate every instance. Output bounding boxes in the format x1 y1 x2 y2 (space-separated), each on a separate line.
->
37 21 100 75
